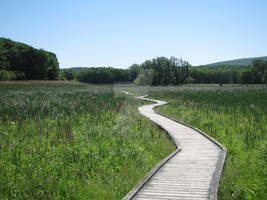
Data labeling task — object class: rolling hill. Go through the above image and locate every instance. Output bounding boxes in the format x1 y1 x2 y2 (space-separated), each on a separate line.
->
191 64 251 73
60 67 89 72
206 56 267 66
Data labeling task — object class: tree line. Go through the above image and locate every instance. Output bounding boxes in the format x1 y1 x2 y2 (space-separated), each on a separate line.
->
191 60 267 84
130 57 191 85
1 37 265 85
63 56 267 85
241 59 267 84
0 37 59 81
70 57 191 85
76 67 130 84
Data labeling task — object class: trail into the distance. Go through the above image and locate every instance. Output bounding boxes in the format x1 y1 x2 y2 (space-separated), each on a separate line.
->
123 95 226 200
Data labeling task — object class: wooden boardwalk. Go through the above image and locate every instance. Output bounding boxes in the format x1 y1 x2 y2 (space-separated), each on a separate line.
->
123 96 226 200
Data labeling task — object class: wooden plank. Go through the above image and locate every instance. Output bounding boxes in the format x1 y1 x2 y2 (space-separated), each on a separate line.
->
123 95 227 200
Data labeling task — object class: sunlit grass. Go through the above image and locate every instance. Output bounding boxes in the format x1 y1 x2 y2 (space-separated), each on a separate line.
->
0 83 175 199
148 85 266 200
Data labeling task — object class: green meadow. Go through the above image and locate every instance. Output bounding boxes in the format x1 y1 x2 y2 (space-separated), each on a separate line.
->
0 83 266 200
0 83 175 199
147 85 267 200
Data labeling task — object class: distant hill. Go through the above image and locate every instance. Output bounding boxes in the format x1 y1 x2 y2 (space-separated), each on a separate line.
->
60 67 89 72
191 65 251 73
206 56 267 66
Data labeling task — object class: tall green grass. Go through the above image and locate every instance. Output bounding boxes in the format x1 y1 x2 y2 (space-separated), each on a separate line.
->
148 85 266 200
0 84 175 199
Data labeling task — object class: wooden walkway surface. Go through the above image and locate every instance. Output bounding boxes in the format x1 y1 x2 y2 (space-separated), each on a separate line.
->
123 96 226 200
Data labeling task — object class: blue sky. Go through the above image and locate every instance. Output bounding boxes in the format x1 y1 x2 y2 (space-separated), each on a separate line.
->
1 0 267 68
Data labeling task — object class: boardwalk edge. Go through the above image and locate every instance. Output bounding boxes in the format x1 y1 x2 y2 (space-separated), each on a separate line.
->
122 149 181 200
123 95 227 200
153 101 227 200
123 96 181 200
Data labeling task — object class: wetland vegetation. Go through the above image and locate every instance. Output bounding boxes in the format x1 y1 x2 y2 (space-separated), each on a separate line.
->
147 85 267 200
0 83 175 199
0 82 266 200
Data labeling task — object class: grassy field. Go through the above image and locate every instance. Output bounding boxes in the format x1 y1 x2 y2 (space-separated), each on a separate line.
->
0 83 175 199
1 83 266 200
146 85 267 200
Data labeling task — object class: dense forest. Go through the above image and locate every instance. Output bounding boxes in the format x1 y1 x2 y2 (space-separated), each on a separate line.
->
0 37 59 80
76 67 130 84
191 59 267 84
68 57 267 85
190 65 247 84
130 57 191 85
65 57 191 85
1 38 266 84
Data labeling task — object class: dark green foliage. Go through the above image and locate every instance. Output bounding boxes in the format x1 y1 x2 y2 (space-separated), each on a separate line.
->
238 59 267 84
193 64 252 73
190 65 250 84
133 56 191 86
61 67 89 73
0 70 15 81
63 69 75 80
77 67 130 84
134 68 153 85
191 70 240 84
241 71 254 84
191 59 267 84
129 64 140 82
263 71 267 84
63 57 267 85
0 37 59 80
251 59 267 84
45 52 60 80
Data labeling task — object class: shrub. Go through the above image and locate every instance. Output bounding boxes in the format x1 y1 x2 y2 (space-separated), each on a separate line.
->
0 70 15 81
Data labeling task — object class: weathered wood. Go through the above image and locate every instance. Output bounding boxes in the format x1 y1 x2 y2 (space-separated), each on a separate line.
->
123 95 227 200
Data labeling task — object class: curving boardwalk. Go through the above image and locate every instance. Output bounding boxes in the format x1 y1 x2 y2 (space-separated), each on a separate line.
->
123 96 226 200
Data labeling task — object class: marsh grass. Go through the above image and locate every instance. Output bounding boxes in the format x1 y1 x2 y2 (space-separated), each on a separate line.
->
148 85 267 200
0 83 175 199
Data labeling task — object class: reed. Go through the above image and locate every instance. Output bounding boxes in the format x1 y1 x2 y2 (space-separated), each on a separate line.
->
0 83 175 199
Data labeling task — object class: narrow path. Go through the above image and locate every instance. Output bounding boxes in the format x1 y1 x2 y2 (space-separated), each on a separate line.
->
123 96 226 200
